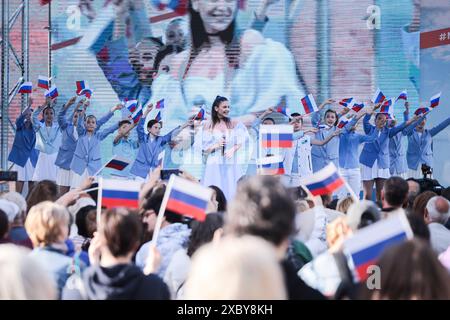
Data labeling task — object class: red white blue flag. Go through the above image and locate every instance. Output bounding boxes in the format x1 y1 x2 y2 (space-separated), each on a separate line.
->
430 92 441 109
18 82 33 94
372 88 386 104
301 94 319 115
299 163 345 196
37 76 50 90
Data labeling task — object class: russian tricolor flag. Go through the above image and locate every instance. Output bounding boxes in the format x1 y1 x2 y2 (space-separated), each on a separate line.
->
339 97 353 107
260 125 293 148
104 156 131 171
76 80 86 95
79 88 93 99
301 94 319 115
396 90 407 101
343 212 413 282
380 98 392 113
155 111 162 122
351 102 365 113
131 106 143 124
125 100 138 113
430 92 441 109
372 88 386 104
195 107 205 120
100 178 141 209
164 175 213 221
257 155 285 175
299 163 345 196
156 99 165 109
45 86 59 99
414 107 429 116
337 118 349 129
37 76 50 90
18 82 33 94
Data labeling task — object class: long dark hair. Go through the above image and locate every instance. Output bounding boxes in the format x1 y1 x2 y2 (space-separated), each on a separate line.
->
183 0 240 79
209 185 227 212
211 95 231 128
187 212 224 257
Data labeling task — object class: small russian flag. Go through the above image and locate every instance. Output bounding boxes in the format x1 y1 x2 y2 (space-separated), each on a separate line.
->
380 99 392 113
195 107 205 120
155 111 162 122
275 105 288 116
257 155 285 175
37 76 50 90
396 90 407 101
337 118 349 129
45 86 59 99
79 88 93 99
318 123 331 130
76 80 86 95
156 99 165 109
157 150 165 168
429 92 441 109
339 98 353 107
343 212 413 282
100 178 141 209
164 175 213 221
301 94 319 115
414 107 429 116
372 88 386 104
351 102 365 113
19 82 33 94
299 163 345 196
125 100 138 113
260 125 293 148
131 106 143 124
105 156 131 171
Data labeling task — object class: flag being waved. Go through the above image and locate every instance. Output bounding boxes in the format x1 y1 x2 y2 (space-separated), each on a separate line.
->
125 100 138 113
156 99 165 109
45 86 59 99
99 178 141 209
372 88 386 104
351 102 365 113
380 98 393 113
18 82 33 94
257 155 285 175
76 80 87 95
299 163 345 196
396 90 407 101
163 175 213 221
339 98 353 107
343 212 413 282
337 118 349 129
104 156 131 171
131 106 143 124
37 76 50 90
429 92 441 109
260 125 293 148
301 94 319 115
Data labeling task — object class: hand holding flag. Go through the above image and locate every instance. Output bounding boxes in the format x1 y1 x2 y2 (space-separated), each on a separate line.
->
396 90 407 102
301 94 319 115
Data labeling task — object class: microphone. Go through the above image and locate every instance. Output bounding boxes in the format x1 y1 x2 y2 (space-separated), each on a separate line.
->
222 135 226 156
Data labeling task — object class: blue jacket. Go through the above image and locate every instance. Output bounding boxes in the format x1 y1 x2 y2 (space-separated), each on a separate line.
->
8 111 39 167
311 110 341 172
70 115 118 175
359 114 408 169
130 117 181 178
405 115 450 170
339 118 378 169
55 108 112 170
32 109 61 155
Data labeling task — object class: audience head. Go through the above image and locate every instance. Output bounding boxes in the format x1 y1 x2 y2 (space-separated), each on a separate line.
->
337 196 354 214
406 178 421 210
208 185 227 212
0 199 20 224
382 176 409 209
75 205 97 239
26 180 58 214
365 239 450 300
0 244 57 299
407 214 430 242
346 200 381 231
226 176 295 249
187 212 224 257
98 207 143 259
425 196 450 225
320 193 332 208
185 236 287 300
1 191 27 223
25 201 70 248
412 191 438 222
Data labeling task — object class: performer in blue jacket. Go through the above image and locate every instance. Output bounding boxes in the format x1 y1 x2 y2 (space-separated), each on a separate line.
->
69 103 123 188
359 102 409 201
8 99 39 193
405 110 450 179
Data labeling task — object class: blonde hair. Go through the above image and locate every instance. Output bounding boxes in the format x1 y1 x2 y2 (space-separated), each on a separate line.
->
337 196 354 214
0 244 57 299
25 201 69 247
184 236 287 300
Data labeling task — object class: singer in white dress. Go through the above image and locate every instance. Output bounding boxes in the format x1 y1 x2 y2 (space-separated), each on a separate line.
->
197 96 249 201
145 0 305 134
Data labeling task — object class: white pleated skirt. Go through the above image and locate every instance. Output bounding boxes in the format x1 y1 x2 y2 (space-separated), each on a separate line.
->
32 153 58 182
11 159 35 182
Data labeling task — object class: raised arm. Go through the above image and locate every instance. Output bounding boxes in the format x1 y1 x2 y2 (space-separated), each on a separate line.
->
311 98 334 127
58 96 78 130
160 119 194 146
311 129 341 146
31 105 44 132
98 123 119 141
389 120 409 138
430 115 450 137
